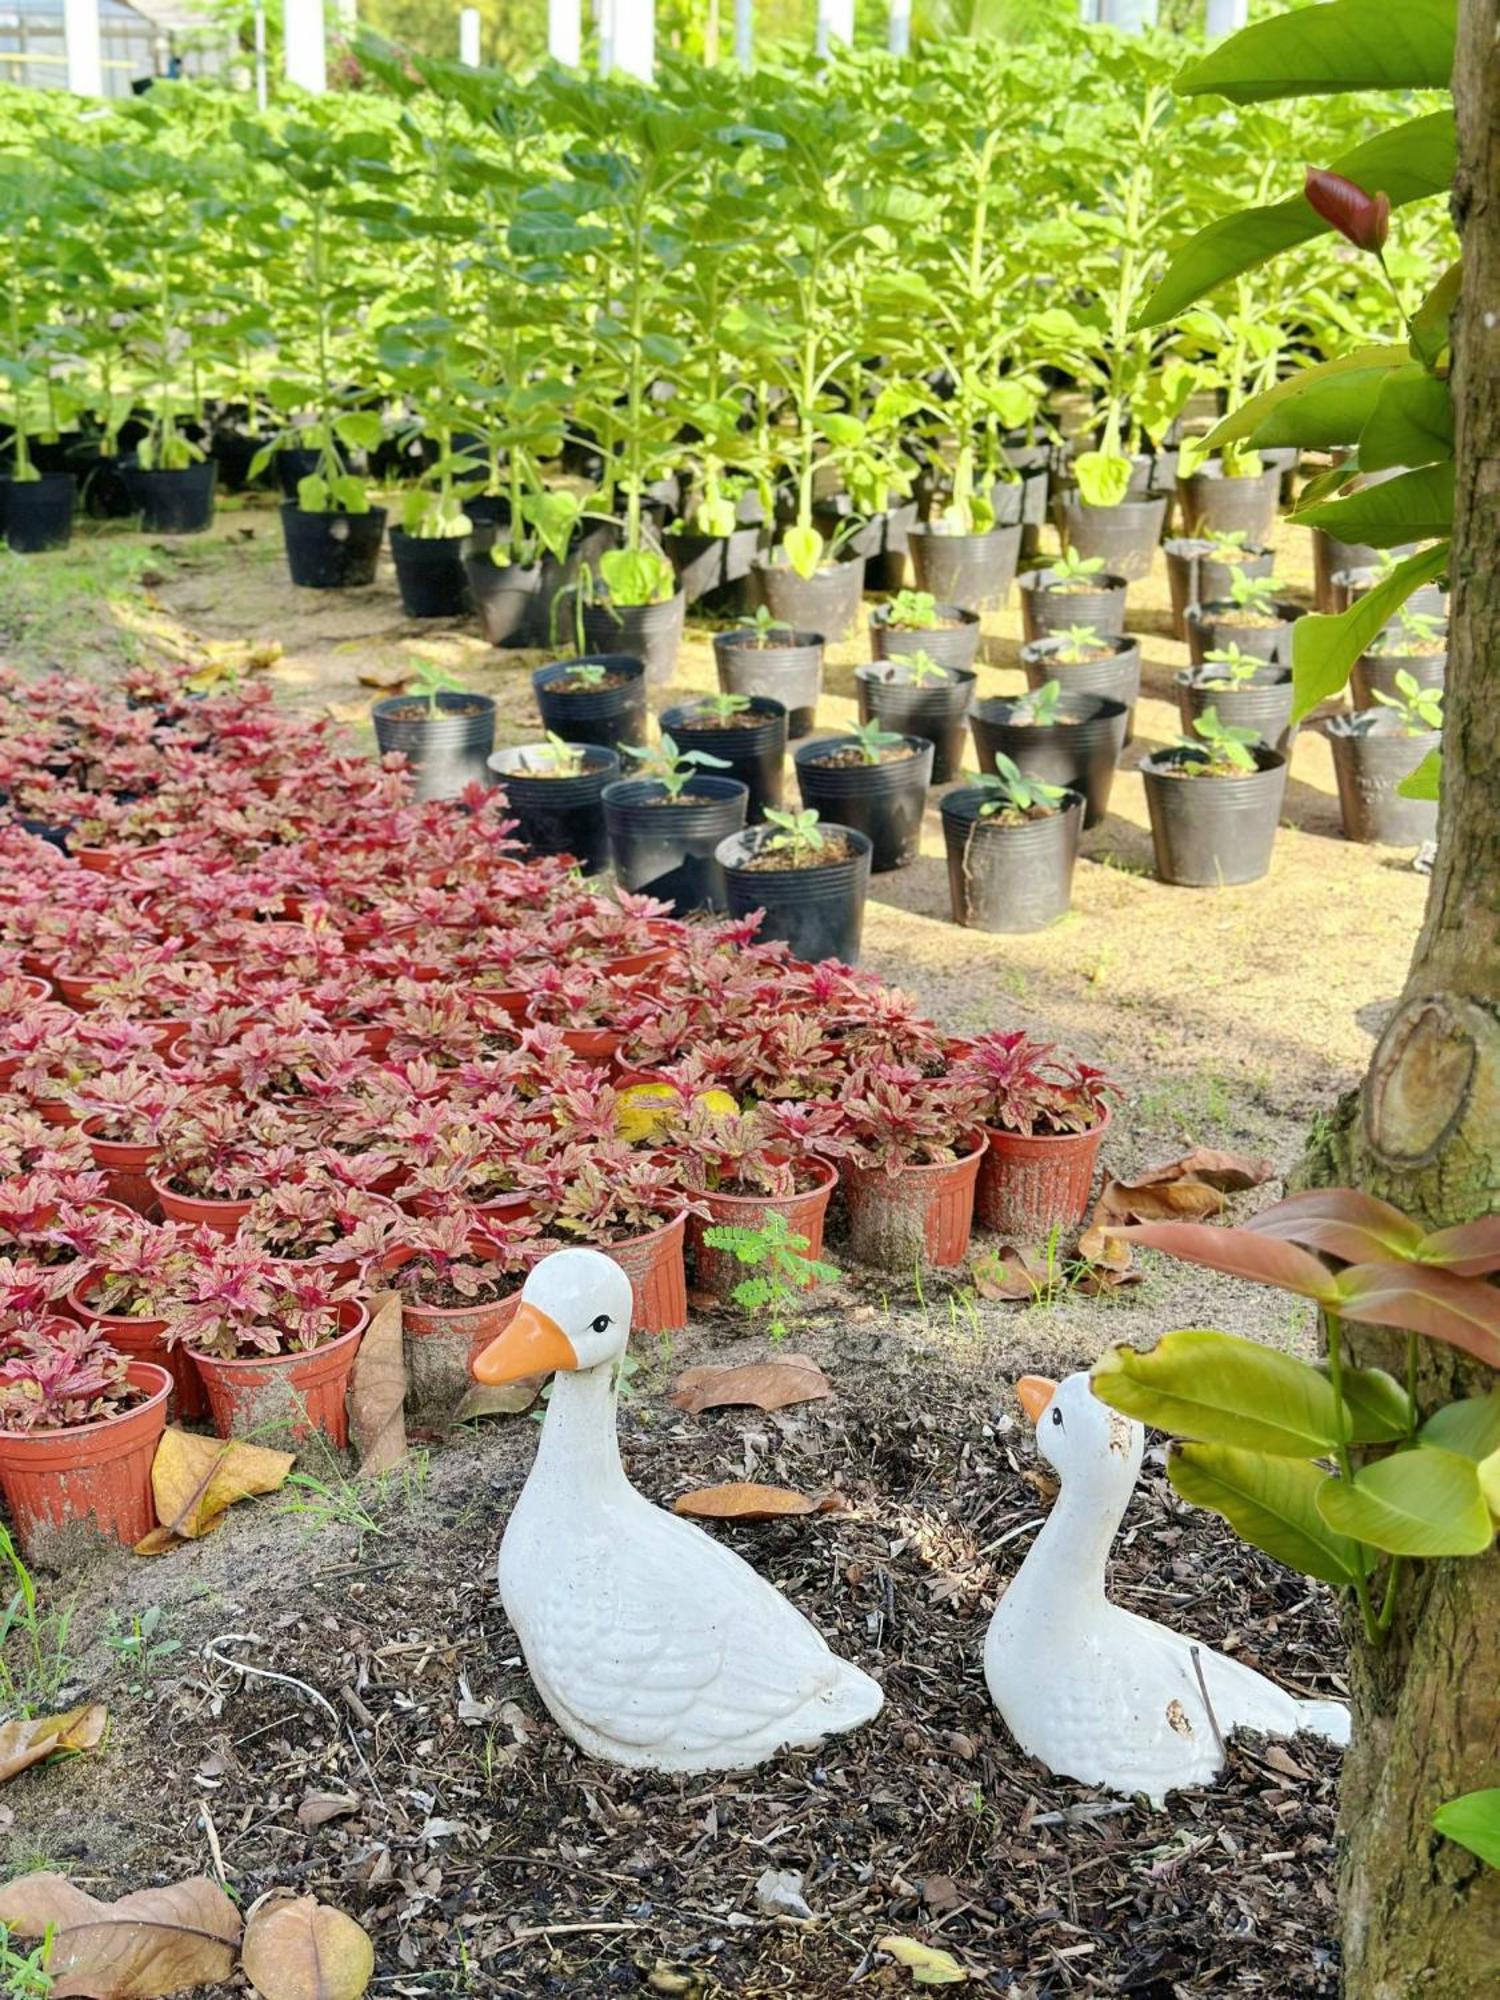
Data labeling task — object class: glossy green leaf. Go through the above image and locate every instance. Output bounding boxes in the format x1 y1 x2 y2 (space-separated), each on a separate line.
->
1316 1447 1495 1557
1168 1445 1367 1588
1205 347 1409 454
1327 1365 1415 1444
782 523 824 581
1359 367 1454 472
1091 1330 1350 1458
1290 543 1451 721
1409 261 1462 371
1291 464 1454 546
1176 0 1457 103
1073 451 1132 509
1479 1449 1500 1521
1421 1393 1500 1462
1433 1791 1500 1871
1396 748 1443 800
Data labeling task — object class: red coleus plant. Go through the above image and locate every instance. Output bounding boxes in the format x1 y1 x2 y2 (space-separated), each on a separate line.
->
0 1315 140 1433
836 1062 989 1176
238 1174 402 1264
153 1237 362 1360
156 1100 306 1202
665 1098 850 1198
71 1062 196 1145
955 1030 1121 1137
392 1208 542 1309
529 1141 703 1243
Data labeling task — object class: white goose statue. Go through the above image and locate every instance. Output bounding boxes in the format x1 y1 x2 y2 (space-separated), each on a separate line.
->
472 1246 883 1773
985 1373 1349 1804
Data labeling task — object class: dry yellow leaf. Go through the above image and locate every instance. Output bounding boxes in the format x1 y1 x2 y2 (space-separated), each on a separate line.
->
242 1889 374 2000
0 1871 240 1997
670 1356 833 1415
877 1935 970 1985
0 1704 107 1787
350 1294 406 1478
672 1482 844 1522
148 1427 295 1542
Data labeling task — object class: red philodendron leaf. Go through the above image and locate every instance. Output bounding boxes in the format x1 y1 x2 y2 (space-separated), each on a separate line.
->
1106 1222 1341 1302
1419 1215 1500 1279
1245 1189 1425 1265
1304 168 1391 253
1333 1262 1500 1369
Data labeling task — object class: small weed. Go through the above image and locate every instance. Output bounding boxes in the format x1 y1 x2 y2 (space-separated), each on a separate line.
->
701 1212 838 1343
0 1921 53 1999
280 1448 431 1540
1136 1070 1235 1139
103 1605 181 1695
0 1525 77 1720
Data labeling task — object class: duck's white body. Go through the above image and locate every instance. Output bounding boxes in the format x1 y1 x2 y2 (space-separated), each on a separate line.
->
985 1374 1349 1805
479 1250 882 1773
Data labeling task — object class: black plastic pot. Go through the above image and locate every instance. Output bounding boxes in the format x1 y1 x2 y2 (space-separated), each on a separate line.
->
659 697 788 823
941 788 1084 932
390 529 471 619
280 503 386 589
372 691 497 802
1018 566 1128 643
969 692 1127 831
1052 493 1166 582
1349 647 1447 712
69 448 134 520
908 522 1022 615
275 445 322 499
1164 537 1275 642
1330 566 1449 622
794 734 933 874
717 823 873 966
603 775 749 914
667 525 760 606
464 547 564 647
1175 665 1295 754
1176 462 1281 546
534 656 648 753
1313 528 1382 612
1185 598 1303 668
488 744 621 874
1327 716 1439 845
869 602 980 673
812 499 918 592
124 460 217 534
752 554 863 642
580 591 685 687
2 473 75 553
714 627 824 738
1021 636 1142 743
1001 442 1051 558
855 663 976 785
1141 746 1287 887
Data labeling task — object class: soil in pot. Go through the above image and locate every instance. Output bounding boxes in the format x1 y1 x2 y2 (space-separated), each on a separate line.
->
123 460 217 535
1021 636 1142 743
603 775 749 913
1327 714 1440 846
281 503 386 589
1164 537 1274 642
941 787 1084 933
976 1110 1110 1240
373 691 497 802
842 1135 986 1270
2 472 76 553
1018 565 1128 643
534 655 648 752
1185 598 1302 668
658 697 788 823
190 1305 367 1448
908 522 1022 615
580 591 686 686
870 600 981 673
970 691 1127 831
713 626 824 738
1141 745 1287 887
855 662 976 785
1051 493 1166 582
718 822 873 965
390 529 471 619
794 734 934 873
751 553 864 642
1175 665 1296 754
488 743 620 873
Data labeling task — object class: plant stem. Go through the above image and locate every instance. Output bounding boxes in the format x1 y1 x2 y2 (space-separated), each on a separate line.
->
1324 1307 1384 1649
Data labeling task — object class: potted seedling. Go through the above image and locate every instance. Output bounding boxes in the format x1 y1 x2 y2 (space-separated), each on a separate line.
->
953 1029 1121 1241
1351 605 1448 711
1186 567 1301 666
836 1061 990 1270
658 691 789 823
855 648 977 785
1018 546 1128 643
717 806 874 965
1141 706 1287 887
1176 438 1280 547
1327 672 1442 847
532 654 647 753
0 167 81 552
1176 642 1294 753
487 733 621 873
869 589 981 672
1163 526 1274 641
604 734 749 914
372 661 498 803
666 1098 844 1302
970 679 1127 829
941 757 1084 933
466 486 580 648
578 545 687 689
794 719 934 873
1020 623 1142 740
713 608 826 739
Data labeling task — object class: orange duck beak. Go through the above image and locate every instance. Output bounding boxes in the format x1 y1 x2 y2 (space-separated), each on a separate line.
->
472 1301 578 1386
1016 1375 1058 1424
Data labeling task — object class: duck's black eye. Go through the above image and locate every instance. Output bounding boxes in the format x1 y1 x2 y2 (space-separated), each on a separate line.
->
1051 1407 1064 1427
591 1314 611 1333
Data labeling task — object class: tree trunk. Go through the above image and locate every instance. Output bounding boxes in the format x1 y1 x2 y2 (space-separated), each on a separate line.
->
1317 2 1500 1989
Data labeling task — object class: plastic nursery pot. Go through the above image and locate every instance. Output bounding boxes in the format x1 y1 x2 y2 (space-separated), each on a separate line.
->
67 1274 207 1422
686 1159 839 1300
602 775 749 915
373 691 497 804
389 529 471 619
464 548 558 647
1051 492 1166 582
940 787 1084 934
869 601 981 673
1176 462 1281 547
280 503 386 590
659 697 788 824
1140 746 1288 888
1163 538 1275 643
794 733 934 875
0 1358 171 1556
855 663 976 786
1001 444 1052 558
667 525 761 605
1174 666 1296 755
1329 566 1447 623
2 472 76 553
275 444 322 498
812 499 918 593
189 1303 369 1448
1017 566 1128 644
842 1133 986 1271
1350 647 1447 712
713 627 825 739
80 1120 159 1217
1327 715 1440 847
717 822 873 966
602 1210 689 1336
148 1176 254 1236
976 1107 1111 1240
487 743 621 874
752 552 864 642
406 1286 521 1418
1021 635 1141 742
970 693 1126 832
1185 598 1302 669
1312 528 1386 612
907 522 1022 615
123 460 217 534
580 591 686 687
533 656 648 753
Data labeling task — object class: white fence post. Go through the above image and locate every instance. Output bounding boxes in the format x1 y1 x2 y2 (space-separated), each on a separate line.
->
817 0 853 56
64 0 103 96
887 0 909 54
549 0 581 64
284 0 327 92
613 0 654 81
734 0 752 65
1204 0 1247 35
459 5 480 63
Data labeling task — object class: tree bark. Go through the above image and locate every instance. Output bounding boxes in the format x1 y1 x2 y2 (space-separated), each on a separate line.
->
1320 3 1500 1990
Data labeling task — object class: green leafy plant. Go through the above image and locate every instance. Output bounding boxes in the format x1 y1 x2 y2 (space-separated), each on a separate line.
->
1377 604 1446 657
1372 667 1444 735
692 691 753 720
700 1211 838 1343
896 649 950 687
406 659 468 715
0 1524 76 1720
970 755 1069 821
1433 1790 1500 1872
1178 705 1261 775
1200 642 1265 688
623 731 731 800
846 719 907 766
1225 568 1281 619
761 806 825 861
1010 679 1065 727
882 589 941 630
0 1922 53 2000
103 1604 180 1695
1052 624 1106 665
1047 546 1107 586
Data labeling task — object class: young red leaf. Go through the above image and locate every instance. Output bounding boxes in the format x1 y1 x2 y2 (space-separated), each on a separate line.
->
1105 1222 1341 1302
1245 1189 1425 1265
1418 1215 1500 1279
1334 1263 1500 1370
1304 168 1391 253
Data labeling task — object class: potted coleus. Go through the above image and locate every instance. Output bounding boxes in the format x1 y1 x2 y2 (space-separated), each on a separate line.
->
713 610 825 739
952 1029 1120 1240
855 649 977 786
940 758 1083 934
527 1140 699 1335
657 693 789 824
868 589 981 673
150 1099 302 1234
391 1208 541 1415
1184 567 1301 666
487 734 621 875
73 1061 193 1216
1162 527 1274 642
1327 672 1442 847
836 1061 989 1270
67 1210 208 1419
794 719 934 874
1175 642 1295 754
717 806 873 967
970 679 1127 831
1017 547 1128 643
605 734 749 916
532 655 648 754
1020 624 1141 739
1350 605 1448 711
1141 707 1287 888
372 661 498 803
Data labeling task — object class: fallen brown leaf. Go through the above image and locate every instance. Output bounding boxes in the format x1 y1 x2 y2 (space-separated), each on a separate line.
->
296 1788 361 1829
350 1294 406 1477
672 1481 844 1522
970 1244 1050 1301
454 1376 543 1421
325 701 371 725
0 1871 240 1997
357 662 409 690
0 1705 107 1787
1091 1174 1226 1229
1132 1148 1275 1193
242 1889 374 2000
145 1428 295 1546
669 1355 832 1415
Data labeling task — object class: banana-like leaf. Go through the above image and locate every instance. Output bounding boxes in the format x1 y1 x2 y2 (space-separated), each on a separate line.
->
1359 367 1454 472
1397 748 1443 800
1410 261 1462 371
1433 1791 1500 1871
1104 1221 1342 1301
1422 1393 1500 1462
1168 1444 1368 1586
1317 1446 1494 1557
1176 0 1457 103
1092 1330 1350 1457
1327 1364 1416 1444
1290 463 1454 545
1245 1189 1426 1264
1420 1215 1500 1277
1204 347 1409 455
1290 542 1451 721
1335 1262 1500 1368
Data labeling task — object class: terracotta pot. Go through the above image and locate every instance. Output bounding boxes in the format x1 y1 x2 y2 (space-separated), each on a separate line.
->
149 1177 255 1235
74 841 174 877
598 1211 689 1333
81 1118 159 1216
555 1025 623 1066
67 1273 206 1421
0 1357 170 1554
686 1161 838 1300
55 967 102 1008
189 1303 368 1446
407 1187 534 1224
403 1287 521 1413
841 1134 986 1270
975 1109 1110 1241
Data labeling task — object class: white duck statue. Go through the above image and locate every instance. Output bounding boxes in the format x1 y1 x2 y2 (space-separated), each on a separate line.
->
472 1246 883 1773
984 1372 1349 1804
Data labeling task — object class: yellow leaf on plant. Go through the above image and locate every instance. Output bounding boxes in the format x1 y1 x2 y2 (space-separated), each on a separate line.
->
242 1889 374 2000
877 1935 970 1985
148 1427 295 1544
